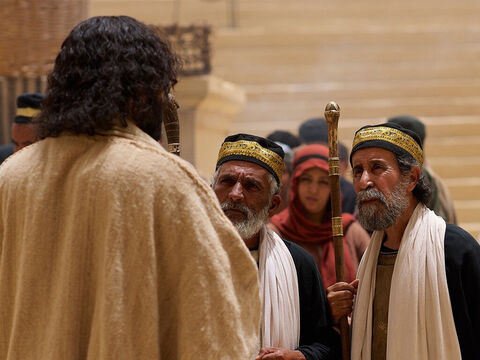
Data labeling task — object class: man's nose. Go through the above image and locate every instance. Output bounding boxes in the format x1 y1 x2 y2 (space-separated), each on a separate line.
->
228 182 244 202
358 171 373 190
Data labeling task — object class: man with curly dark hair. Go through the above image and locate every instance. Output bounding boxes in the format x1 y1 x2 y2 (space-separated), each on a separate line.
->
0 16 260 359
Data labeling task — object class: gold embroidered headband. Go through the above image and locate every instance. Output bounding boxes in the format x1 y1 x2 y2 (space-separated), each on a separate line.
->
217 139 284 183
352 126 424 167
16 107 41 118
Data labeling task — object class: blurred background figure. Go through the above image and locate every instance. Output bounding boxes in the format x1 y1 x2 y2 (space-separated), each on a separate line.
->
298 118 328 145
267 130 301 213
267 129 302 150
297 117 357 214
270 144 370 289
388 115 457 224
0 93 43 164
12 93 43 153
338 142 350 178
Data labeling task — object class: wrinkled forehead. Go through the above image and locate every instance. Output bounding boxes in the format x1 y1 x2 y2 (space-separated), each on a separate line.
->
351 147 398 167
218 160 271 180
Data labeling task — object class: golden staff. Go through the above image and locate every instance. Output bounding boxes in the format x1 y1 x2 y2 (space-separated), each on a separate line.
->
163 93 181 156
325 101 350 360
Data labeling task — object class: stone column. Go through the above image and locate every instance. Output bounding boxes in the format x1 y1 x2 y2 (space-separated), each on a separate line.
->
174 75 245 179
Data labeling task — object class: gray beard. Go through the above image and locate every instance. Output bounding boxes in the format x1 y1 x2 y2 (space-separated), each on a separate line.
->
221 201 270 240
356 179 410 232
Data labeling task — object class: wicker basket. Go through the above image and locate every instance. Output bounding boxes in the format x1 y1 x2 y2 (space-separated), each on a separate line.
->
0 0 88 77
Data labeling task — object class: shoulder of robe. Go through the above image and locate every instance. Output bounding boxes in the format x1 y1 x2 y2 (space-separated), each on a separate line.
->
444 223 480 265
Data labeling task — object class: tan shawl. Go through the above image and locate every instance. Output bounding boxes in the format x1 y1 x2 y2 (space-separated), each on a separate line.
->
351 203 461 360
0 122 260 359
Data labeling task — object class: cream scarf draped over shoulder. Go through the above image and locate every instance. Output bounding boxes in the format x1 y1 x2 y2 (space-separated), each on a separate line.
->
258 226 300 350
351 203 461 360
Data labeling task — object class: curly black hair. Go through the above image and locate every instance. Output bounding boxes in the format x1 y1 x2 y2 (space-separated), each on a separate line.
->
36 16 181 140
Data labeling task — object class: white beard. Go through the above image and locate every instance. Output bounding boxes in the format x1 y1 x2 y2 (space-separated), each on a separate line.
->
356 179 410 231
221 201 270 240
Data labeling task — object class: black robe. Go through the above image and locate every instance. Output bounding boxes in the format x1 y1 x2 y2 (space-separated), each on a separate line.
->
284 240 341 359
444 224 480 360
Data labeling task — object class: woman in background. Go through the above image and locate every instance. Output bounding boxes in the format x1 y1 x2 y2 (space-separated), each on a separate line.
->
270 144 370 288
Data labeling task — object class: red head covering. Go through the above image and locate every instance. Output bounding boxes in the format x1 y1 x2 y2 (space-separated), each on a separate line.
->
270 144 356 288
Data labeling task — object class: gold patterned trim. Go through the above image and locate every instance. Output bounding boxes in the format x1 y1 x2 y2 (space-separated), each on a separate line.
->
16 107 41 118
217 140 284 181
332 217 343 237
168 143 180 155
329 157 340 176
352 126 423 167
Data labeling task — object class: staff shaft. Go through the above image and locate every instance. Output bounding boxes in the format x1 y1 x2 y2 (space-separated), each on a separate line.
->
325 101 350 360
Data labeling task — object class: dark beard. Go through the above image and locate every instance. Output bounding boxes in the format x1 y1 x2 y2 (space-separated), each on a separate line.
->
356 179 409 232
135 99 165 141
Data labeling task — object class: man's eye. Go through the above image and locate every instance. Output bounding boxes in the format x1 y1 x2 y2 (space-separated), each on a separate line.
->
353 168 362 177
220 178 235 185
244 182 259 190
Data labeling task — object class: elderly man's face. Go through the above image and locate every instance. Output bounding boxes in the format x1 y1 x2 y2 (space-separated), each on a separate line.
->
351 147 410 231
213 161 280 240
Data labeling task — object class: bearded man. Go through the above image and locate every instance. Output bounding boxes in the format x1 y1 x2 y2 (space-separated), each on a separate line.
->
212 134 340 360
0 16 260 359
327 123 480 360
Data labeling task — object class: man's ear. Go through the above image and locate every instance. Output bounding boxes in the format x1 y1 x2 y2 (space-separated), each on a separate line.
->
268 194 282 217
407 166 421 192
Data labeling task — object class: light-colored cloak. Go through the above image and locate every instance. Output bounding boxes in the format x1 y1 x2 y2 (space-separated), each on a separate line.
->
0 122 260 359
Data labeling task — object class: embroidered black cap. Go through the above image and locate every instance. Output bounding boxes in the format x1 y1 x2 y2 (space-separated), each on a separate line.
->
15 93 44 124
216 133 285 184
350 122 424 168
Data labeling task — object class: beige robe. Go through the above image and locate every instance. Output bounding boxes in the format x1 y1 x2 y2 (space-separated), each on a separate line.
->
0 122 260 359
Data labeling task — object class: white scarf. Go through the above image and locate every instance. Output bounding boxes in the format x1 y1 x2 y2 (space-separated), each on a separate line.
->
258 226 300 349
351 203 461 360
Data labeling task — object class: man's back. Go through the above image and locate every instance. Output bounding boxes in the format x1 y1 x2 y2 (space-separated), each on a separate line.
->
0 123 260 359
